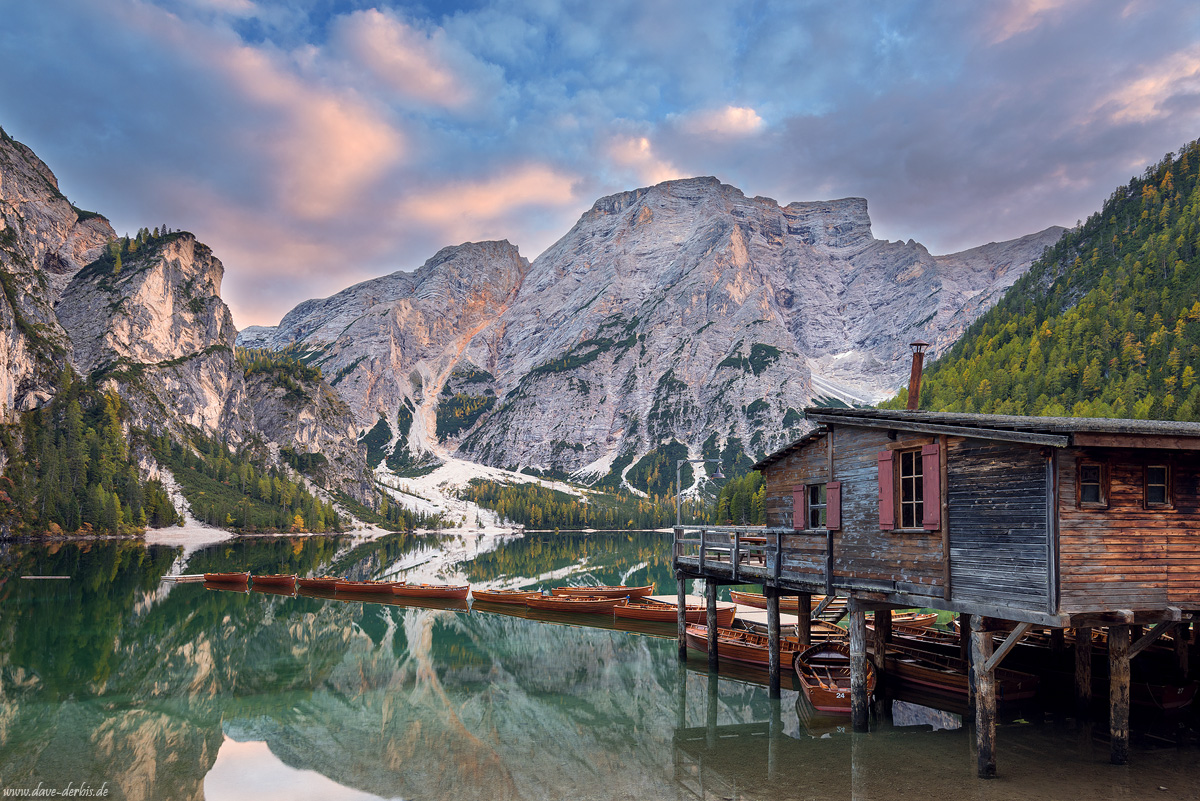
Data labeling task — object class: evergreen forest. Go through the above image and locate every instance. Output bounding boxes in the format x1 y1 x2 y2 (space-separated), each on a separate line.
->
887 140 1200 420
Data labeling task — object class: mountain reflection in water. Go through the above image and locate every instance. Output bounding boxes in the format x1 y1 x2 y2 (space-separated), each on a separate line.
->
1 533 1198 801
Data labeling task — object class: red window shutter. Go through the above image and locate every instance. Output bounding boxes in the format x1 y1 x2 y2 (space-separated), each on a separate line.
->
792 486 805 530
877 451 894 530
826 481 841 530
922 443 941 530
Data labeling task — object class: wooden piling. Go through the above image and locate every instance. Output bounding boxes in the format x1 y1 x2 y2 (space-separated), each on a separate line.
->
1176 620 1190 679
706 581 719 671
848 599 868 732
960 613 973 707
1050 628 1065 658
1075 626 1092 717
1108 624 1131 765
971 615 997 779
796 591 812 647
872 609 891 675
766 586 781 698
676 570 688 662
1190 620 1200 680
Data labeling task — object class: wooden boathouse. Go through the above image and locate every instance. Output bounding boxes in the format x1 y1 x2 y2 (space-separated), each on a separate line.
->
673 406 1200 777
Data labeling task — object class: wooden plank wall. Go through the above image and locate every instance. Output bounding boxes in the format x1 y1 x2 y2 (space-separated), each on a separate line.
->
763 427 946 594
1058 449 1200 612
947 439 1050 611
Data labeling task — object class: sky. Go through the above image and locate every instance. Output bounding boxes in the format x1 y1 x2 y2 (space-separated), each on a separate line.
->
2 1 1200 328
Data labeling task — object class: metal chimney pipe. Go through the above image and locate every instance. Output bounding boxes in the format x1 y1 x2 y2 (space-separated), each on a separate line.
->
906 341 929 411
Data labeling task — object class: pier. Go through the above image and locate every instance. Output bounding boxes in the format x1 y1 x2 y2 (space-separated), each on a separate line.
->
674 406 1200 778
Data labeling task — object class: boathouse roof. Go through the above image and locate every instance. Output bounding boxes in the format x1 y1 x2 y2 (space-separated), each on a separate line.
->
753 407 1200 470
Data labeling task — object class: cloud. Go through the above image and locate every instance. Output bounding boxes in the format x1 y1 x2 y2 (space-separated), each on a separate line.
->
606 135 684 186
677 106 765 138
1096 46 1200 124
398 164 578 232
330 9 475 110
984 0 1079 44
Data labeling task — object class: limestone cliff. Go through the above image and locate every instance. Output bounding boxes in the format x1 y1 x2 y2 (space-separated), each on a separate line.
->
245 177 1063 485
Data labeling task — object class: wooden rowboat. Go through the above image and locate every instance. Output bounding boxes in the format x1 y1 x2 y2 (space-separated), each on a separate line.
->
252 574 297 587
471 589 540 605
297 576 340 590
334 579 400 593
525 594 624 613
615 600 736 626
730 590 812 613
684 624 805 667
793 641 875 713
886 642 1039 701
391 583 470 600
204 572 249 583
735 618 848 641
551 584 654 598
867 612 939 630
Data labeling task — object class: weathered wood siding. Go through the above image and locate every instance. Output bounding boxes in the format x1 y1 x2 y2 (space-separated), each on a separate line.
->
1058 449 1200 612
947 439 1050 612
763 427 946 598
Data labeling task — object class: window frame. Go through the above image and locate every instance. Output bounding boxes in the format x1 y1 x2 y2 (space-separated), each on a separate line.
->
1076 459 1108 509
896 447 925 530
807 482 827 530
1143 464 1172 509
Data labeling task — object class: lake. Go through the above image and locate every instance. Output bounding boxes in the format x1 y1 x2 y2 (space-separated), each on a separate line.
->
1 531 1198 800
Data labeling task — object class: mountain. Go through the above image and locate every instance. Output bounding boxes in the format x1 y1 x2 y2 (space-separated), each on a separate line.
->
0 127 373 534
897 139 1200 421
245 177 1062 489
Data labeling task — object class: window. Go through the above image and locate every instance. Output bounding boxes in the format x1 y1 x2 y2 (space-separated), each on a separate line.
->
899 449 924 529
808 483 826 529
1077 461 1106 507
1145 465 1170 507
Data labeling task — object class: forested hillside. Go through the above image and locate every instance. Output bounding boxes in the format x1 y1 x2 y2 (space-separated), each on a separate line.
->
891 140 1200 420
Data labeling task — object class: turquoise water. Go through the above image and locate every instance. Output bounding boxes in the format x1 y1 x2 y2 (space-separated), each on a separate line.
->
1 533 1198 800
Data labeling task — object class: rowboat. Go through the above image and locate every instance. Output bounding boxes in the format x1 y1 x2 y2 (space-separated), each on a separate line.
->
735 618 848 641
615 600 736 626
204 572 249 583
730 590 810 613
551 584 654 598
793 641 875 713
888 612 938 629
471 589 540 604
525 594 625 613
391 583 470 600
886 642 1039 701
333 579 400 593
297 576 340 590
684 624 805 667
252 574 297 587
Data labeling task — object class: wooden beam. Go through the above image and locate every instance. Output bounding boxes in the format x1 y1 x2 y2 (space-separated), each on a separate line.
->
706 582 719 671
766 585 781 698
983 622 1033 674
872 610 890 676
1109 625 1131 765
1075 627 1092 716
797 592 812 647
848 600 869 732
1129 621 1178 659
1069 609 1183 628
805 412 1070 447
940 434 950 601
812 592 837 619
971 615 997 779
676 570 688 662
1072 432 1200 450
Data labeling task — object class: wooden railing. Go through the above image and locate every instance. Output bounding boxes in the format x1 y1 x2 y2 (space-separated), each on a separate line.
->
675 527 831 586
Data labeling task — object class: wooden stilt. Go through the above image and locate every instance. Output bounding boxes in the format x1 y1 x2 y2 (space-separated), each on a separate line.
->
971 615 997 779
706 671 719 750
1050 628 1065 659
766 586 781 698
848 599 868 732
706 581 719 671
872 610 891 674
960 613 974 708
1190 620 1200 680
676 571 688 662
1108 624 1131 766
796 592 812 647
1175 620 1190 679
676 663 687 730
1075 626 1093 717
